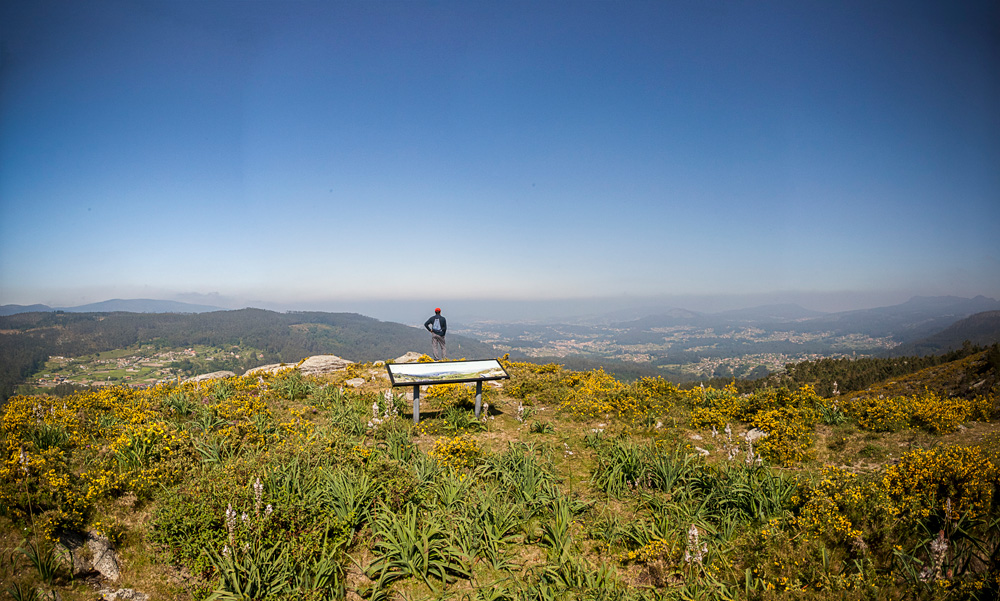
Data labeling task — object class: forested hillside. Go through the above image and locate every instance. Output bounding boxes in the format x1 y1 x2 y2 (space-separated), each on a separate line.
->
768 343 998 397
691 343 998 397
889 311 1000 356
0 309 498 402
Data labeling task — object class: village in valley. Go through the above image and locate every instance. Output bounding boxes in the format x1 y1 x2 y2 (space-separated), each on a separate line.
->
457 321 899 379
31 345 265 389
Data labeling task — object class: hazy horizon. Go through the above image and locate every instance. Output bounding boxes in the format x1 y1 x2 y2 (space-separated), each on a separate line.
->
6 289 996 328
2 1 998 313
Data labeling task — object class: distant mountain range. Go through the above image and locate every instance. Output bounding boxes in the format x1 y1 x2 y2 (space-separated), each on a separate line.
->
796 296 1000 341
6 295 999 350
611 295 1000 344
619 303 826 328
890 310 1000 356
713 303 827 322
0 299 225 316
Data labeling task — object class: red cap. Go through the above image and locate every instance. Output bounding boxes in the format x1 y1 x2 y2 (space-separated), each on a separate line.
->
435 308 441 313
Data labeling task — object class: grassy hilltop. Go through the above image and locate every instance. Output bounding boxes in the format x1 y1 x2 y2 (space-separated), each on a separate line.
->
1 350 998 600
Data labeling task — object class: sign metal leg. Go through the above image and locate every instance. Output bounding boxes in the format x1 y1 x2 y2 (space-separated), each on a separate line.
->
413 385 420 424
475 380 483 418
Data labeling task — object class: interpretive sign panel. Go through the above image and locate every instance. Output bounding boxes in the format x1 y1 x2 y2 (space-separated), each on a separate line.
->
386 359 509 386
386 359 509 424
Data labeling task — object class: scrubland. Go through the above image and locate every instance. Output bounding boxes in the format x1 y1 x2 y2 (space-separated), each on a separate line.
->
2 352 998 600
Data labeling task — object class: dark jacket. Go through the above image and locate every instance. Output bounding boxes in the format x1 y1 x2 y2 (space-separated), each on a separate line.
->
424 314 447 336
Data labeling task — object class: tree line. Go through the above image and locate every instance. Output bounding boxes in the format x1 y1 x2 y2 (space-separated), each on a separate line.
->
690 342 995 396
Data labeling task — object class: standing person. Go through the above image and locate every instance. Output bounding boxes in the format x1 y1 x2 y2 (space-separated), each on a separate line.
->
424 308 447 360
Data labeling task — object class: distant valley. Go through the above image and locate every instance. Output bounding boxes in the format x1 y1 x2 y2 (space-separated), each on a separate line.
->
454 296 1000 380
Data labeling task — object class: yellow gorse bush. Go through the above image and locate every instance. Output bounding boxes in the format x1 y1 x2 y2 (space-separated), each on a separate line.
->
0 376 288 532
845 394 914 432
911 390 992 434
751 405 817 466
0 384 189 536
500 357 560 375
212 390 274 444
788 445 999 548
499 356 571 403
792 466 874 544
429 434 483 470
560 371 681 425
689 405 730 429
686 384 821 465
882 445 999 520
560 368 624 420
846 389 991 433
620 538 671 564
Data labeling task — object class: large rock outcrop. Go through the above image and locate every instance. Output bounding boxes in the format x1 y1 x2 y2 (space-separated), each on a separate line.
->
244 354 353 377
392 352 426 364
299 354 353 375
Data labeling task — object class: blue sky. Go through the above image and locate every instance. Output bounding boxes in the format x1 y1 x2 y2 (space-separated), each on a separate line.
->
2 0 998 318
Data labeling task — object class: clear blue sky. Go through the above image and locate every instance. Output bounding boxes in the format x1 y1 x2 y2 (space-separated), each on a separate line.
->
2 0 998 315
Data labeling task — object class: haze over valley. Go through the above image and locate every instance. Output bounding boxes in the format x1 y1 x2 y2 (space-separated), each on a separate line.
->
4 294 999 403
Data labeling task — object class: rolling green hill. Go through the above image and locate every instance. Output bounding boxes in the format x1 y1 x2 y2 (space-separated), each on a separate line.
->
0 309 499 403
889 311 1000 357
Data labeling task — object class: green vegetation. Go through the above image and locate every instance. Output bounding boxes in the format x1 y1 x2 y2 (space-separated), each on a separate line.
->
689 342 997 396
2 348 998 600
765 343 995 397
16 343 270 395
0 309 498 403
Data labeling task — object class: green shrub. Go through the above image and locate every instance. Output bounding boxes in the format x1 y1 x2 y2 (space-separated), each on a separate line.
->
367 505 471 592
592 440 696 497
272 371 313 401
152 488 228 572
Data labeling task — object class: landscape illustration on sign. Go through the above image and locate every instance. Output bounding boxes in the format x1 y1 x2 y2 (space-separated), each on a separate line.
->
387 359 509 385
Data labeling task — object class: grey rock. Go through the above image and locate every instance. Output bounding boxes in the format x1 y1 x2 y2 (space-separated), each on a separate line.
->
55 531 90 577
345 377 366 387
244 355 353 377
89 531 121 581
298 354 353 375
56 530 119 581
183 370 236 383
393 352 425 363
744 428 769 443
